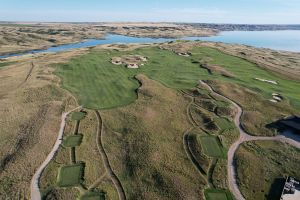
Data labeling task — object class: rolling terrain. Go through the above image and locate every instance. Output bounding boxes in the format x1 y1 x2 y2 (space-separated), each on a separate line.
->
0 38 300 200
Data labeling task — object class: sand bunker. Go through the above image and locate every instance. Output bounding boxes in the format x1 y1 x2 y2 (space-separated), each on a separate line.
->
111 55 148 68
254 78 278 85
269 93 283 103
177 52 192 57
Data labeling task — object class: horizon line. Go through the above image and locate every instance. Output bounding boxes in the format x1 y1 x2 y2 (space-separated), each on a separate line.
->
1 21 300 26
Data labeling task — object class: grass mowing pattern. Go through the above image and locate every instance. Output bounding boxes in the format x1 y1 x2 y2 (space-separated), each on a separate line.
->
57 163 84 187
204 189 234 200
56 50 140 109
198 136 226 158
62 134 83 147
56 46 300 109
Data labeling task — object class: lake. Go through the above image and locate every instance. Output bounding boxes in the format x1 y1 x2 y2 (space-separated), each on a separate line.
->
1 30 300 59
186 30 300 52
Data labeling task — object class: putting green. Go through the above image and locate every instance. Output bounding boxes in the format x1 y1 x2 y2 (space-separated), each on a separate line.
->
57 163 84 187
198 136 225 158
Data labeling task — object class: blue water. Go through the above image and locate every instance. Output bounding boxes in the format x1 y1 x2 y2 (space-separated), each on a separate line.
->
1 31 300 59
185 30 300 52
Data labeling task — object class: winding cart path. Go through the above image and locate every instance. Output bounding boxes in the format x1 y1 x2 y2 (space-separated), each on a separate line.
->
30 106 82 200
199 80 300 200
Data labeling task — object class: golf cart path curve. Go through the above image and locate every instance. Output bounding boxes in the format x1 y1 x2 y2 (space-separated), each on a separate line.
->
30 106 82 200
199 81 300 200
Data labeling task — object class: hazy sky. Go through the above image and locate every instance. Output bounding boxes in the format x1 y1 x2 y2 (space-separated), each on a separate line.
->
1 0 300 24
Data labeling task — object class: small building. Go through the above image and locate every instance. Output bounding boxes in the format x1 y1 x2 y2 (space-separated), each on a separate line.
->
280 177 300 200
279 116 300 133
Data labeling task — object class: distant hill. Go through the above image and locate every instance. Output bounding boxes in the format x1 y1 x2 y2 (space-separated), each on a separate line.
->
179 23 300 31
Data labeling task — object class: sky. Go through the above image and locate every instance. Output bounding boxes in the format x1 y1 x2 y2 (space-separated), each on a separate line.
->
0 0 300 24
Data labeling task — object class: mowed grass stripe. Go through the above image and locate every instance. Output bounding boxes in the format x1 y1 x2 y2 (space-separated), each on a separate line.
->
56 51 139 109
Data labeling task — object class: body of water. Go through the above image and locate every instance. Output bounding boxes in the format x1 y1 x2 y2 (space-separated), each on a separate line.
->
186 30 300 52
1 31 300 59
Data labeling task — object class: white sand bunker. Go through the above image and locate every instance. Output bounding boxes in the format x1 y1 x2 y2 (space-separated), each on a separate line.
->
177 52 192 57
269 93 284 103
254 78 278 85
111 55 148 69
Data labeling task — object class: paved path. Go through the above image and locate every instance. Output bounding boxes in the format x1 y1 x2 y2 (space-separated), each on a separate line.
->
30 106 82 200
95 111 126 200
199 81 300 200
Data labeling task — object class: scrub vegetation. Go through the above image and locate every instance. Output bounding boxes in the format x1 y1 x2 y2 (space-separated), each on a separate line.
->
50 43 300 199
235 141 300 200
1 39 300 199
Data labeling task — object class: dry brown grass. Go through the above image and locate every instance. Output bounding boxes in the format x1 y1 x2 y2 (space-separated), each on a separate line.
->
200 63 235 78
207 80 299 136
236 141 300 200
199 41 300 81
0 50 85 198
159 41 300 81
0 23 217 56
101 74 206 199
40 109 118 199
212 159 228 189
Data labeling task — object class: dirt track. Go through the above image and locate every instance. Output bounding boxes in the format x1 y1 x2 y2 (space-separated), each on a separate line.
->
95 110 126 200
30 106 82 200
199 80 300 200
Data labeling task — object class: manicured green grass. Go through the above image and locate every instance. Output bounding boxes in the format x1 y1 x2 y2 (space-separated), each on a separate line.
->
204 189 234 200
198 136 226 158
71 111 86 121
57 163 84 187
79 192 105 200
191 47 300 109
56 45 300 109
62 134 83 147
55 50 140 109
214 117 235 132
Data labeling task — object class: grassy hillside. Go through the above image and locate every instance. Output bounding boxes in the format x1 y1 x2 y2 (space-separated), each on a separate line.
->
101 75 206 199
50 43 300 199
235 141 300 200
